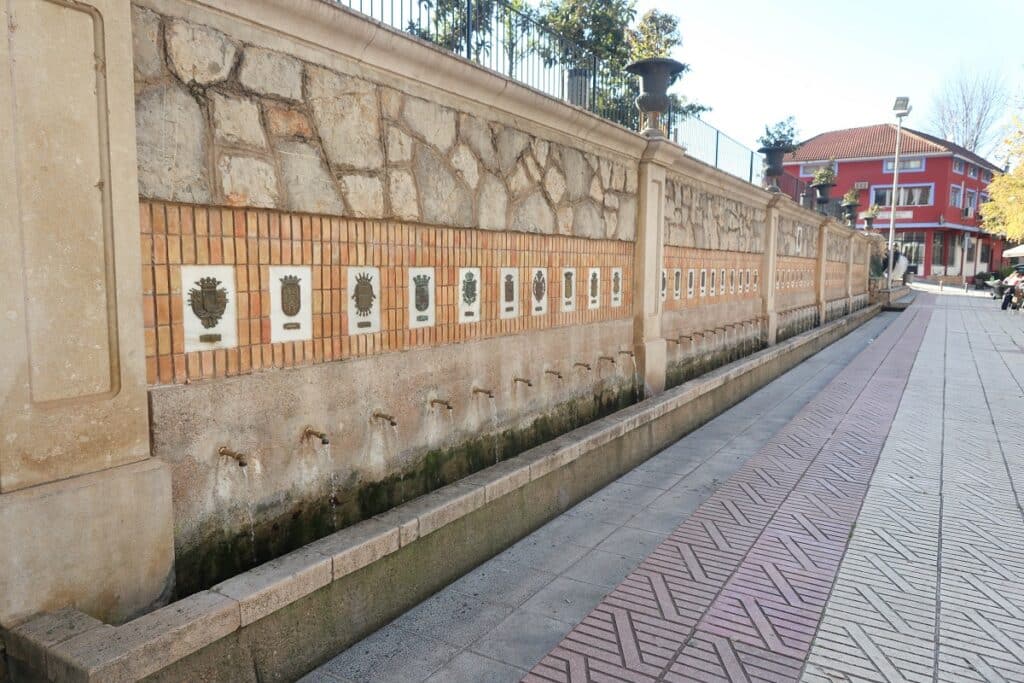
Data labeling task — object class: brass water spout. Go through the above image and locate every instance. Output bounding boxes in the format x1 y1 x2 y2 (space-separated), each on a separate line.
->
472 387 495 399
513 377 533 387
373 411 397 427
430 399 453 411
618 350 634 358
304 427 330 445
598 356 615 364
219 446 247 467
574 362 591 371
545 369 563 380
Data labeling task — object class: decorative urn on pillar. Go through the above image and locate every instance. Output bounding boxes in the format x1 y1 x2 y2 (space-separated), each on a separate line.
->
757 117 799 192
841 188 861 226
625 57 685 138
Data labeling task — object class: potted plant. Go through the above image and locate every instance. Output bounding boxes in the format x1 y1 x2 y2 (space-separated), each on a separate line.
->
862 203 880 230
810 162 836 206
625 57 686 137
757 117 799 189
841 188 860 224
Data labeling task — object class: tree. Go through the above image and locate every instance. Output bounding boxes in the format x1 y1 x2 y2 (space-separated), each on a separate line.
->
930 67 1010 156
628 9 681 60
538 0 636 70
981 120 1024 241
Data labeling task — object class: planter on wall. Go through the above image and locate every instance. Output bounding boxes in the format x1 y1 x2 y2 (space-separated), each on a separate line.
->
758 145 792 193
811 182 834 205
864 216 875 230
841 201 859 226
625 57 685 137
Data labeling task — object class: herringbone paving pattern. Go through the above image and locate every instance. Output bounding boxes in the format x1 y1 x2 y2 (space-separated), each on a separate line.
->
526 303 933 682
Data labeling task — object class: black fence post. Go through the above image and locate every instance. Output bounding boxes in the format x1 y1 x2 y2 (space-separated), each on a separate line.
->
465 0 473 59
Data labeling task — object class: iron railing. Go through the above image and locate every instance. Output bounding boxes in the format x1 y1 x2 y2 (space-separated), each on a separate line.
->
326 0 768 186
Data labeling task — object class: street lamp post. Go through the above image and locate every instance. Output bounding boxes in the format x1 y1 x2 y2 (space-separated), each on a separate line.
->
887 97 912 290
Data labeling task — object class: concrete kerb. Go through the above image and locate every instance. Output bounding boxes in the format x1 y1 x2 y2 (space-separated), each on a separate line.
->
3 304 881 682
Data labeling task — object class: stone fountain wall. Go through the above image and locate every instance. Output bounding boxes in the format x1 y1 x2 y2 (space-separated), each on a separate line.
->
123 0 873 598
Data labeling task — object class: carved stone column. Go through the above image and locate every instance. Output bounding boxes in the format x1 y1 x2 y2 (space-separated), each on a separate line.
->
761 196 782 345
815 221 829 325
633 139 683 396
0 0 173 626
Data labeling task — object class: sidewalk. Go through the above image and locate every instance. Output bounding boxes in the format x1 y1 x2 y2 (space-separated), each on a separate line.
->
305 291 1024 682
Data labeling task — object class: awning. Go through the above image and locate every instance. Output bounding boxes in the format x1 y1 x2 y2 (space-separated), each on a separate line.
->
1003 244 1024 258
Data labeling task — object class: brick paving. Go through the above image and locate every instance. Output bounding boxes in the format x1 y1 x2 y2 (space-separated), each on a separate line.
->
306 292 1024 683
526 301 932 682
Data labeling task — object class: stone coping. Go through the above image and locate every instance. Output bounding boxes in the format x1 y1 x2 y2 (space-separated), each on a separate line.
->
4 304 881 682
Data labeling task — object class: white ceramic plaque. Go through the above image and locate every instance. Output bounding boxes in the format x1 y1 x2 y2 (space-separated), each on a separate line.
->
458 268 481 323
182 265 237 352
672 269 682 300
710 269 716 296
347 266 381 335
700 269 707 296
499 267 519 319
687 269 695 298
720 269 727 295
530 267 548 316
588 268 601 309
754 269 759 291
408 267 435 329
610 268 623 307
561 268 576 312
269 265 312 343
729 269 736 295
660 269 667 301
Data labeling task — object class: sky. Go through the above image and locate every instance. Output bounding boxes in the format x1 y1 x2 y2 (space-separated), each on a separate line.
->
636 0 1024 156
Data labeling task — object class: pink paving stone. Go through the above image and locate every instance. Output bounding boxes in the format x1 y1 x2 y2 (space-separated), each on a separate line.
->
524 302 933 682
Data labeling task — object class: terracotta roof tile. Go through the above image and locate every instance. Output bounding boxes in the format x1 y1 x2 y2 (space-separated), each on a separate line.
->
786 123 1001 173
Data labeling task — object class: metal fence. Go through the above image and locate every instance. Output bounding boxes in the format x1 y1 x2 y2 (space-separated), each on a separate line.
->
325 0 766 187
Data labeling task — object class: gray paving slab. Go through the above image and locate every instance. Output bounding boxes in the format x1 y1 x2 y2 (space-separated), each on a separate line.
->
306 311 899 681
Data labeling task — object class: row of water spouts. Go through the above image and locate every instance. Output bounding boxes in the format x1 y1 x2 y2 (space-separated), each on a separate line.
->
667 316 768 362
217 350 637 467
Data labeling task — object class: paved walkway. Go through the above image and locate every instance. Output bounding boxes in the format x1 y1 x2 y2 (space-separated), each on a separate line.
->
305 293 1024 682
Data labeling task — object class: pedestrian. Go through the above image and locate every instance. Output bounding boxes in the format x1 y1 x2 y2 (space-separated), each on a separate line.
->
1001 265 1024 310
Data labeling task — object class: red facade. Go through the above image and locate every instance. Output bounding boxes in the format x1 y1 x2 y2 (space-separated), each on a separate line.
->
783 124 1004 279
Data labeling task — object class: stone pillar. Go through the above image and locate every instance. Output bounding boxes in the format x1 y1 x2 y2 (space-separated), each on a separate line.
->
846 234 855 311
633 139 682 396
0 0 173 626
815 221 829 325
761 196 781 345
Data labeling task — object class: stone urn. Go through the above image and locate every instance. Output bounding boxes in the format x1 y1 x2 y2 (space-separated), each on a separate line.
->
841 201 859 225
625 57 685 137
864 216 875 230
759 145 792 193
811 182 834 206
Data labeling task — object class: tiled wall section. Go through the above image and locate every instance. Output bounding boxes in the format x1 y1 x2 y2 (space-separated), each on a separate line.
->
141 201 633 385
775 255 817 312
826 261 848 299
661 247 762 310
853 264 868 294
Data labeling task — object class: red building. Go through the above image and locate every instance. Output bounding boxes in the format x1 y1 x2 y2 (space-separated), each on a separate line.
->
783 124 1004 279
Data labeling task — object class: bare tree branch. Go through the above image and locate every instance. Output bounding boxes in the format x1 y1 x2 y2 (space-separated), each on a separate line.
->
929 66 1009 156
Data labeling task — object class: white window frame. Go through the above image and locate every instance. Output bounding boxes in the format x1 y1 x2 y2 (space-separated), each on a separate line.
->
799 162 833 178
968 165 978 179
964 190 977 217
949 185 962 208
871 183 934 207
953 158 965 174
883 157 924 173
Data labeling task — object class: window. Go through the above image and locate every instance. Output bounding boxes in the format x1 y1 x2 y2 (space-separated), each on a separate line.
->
981 241 991 266
953 158 965 174
894 231 925 268
799 162 832 178
968 165 978 178
982 170 992 182
949 186 962 208
965 190 977 217
966 236 976 263
872 184 932 207
883 157 924 173
947 235 958 267
931 233 944 267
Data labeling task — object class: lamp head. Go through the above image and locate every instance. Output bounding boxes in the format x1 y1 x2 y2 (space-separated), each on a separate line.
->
893 97 911 118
